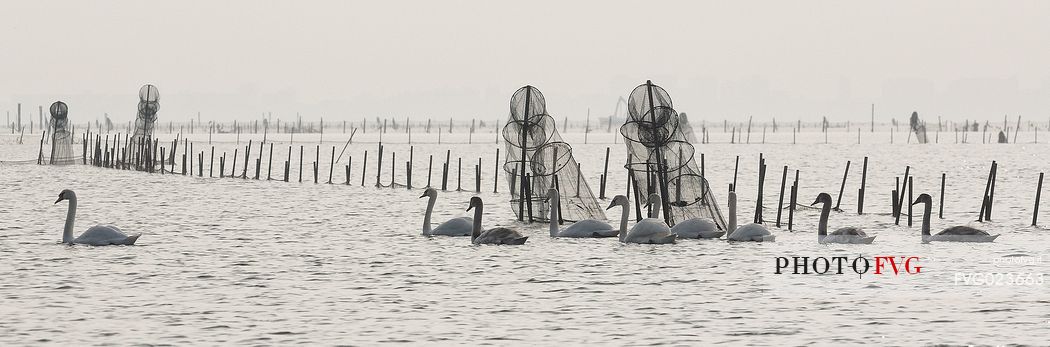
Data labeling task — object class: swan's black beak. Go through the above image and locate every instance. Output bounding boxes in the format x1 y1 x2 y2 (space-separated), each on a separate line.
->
911 199 920 206
418 192 426 199
54 198 61 204
810 198 820 206
606 201 616 210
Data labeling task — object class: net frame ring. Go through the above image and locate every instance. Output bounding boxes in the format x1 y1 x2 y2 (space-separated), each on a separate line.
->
529 141 573 177
627 82 673 121
49 101 69 120
501 113 555 149
508 85 547 122
139 84 160 103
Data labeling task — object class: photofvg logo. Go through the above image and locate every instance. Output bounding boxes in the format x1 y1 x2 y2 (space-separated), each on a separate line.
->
954 256 1046 286
774 255 921 278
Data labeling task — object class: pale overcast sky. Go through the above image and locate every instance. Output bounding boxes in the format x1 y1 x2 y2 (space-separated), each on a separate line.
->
2 1 1048 123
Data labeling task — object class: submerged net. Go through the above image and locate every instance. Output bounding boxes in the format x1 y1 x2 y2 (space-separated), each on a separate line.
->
619 81 727 230
132 84 160 142
48 101 76 165
502 86 604 222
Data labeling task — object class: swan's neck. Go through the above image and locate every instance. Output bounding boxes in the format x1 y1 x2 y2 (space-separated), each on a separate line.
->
921 201 932 236
652 198 661 220
549 194 559 236
818 200 831 236
422 195 436 234
471 202 483 243
63 195 77 243
728 192 737 232
618 202 629 242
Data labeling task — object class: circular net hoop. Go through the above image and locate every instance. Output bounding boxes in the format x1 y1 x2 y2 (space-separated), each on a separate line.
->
628 83 673 121
619 81 726 230
48 101 75 165
139 84 160 102
132 85 160 141
509 85 546 122
620 106 680 148
502 113 555 150
502 85 603 222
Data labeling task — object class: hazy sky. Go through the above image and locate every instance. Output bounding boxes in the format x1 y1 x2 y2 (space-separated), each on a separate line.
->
2 1 1048 123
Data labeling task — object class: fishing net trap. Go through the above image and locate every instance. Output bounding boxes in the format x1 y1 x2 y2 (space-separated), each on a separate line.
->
619 80 727 229
48 101 76 165
502 85 604 223
132 84 160 142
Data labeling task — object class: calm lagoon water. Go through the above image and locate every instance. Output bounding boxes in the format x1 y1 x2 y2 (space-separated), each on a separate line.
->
2 129 1048 345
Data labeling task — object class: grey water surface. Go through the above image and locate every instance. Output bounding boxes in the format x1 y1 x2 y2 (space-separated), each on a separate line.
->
2 131 1048 345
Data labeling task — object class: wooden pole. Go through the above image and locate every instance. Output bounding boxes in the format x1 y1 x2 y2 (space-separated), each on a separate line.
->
442 150 450 191
788 170 798 231
243 140 252 179
907 176 914 227
833 161 851 211
732 155 740 190
328 146 335 184
987 162 998 221
938 173 946 219
754 158 765 224
493 148 500 193
525 172 534 222
375 143 383 187
284 146 291 182
407 146 413 190
1034 172 1044 226
361 151 367 186
858 157 868 214
978 161 995 221
894 166 910 225
520 87 531 221
267 143 273 180
600 147 610 199
776 165 787 227
475 159 481 193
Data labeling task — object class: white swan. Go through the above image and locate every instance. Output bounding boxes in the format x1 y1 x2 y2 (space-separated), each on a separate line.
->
545 189 618 238
55 189 141 246
606 194 675 244
811 192 875 244
467 196 528 245
420 188 472 236
913 193 999 243
726 191 775 242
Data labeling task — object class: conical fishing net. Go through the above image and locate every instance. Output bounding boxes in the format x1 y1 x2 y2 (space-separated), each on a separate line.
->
678 112 700 144
132 84 160 142
502 86 604 222
619 81 727 229
909 111 928 144
48 101 76 165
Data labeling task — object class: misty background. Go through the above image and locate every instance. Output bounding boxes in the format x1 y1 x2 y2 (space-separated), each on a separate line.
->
2 0 1048 124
